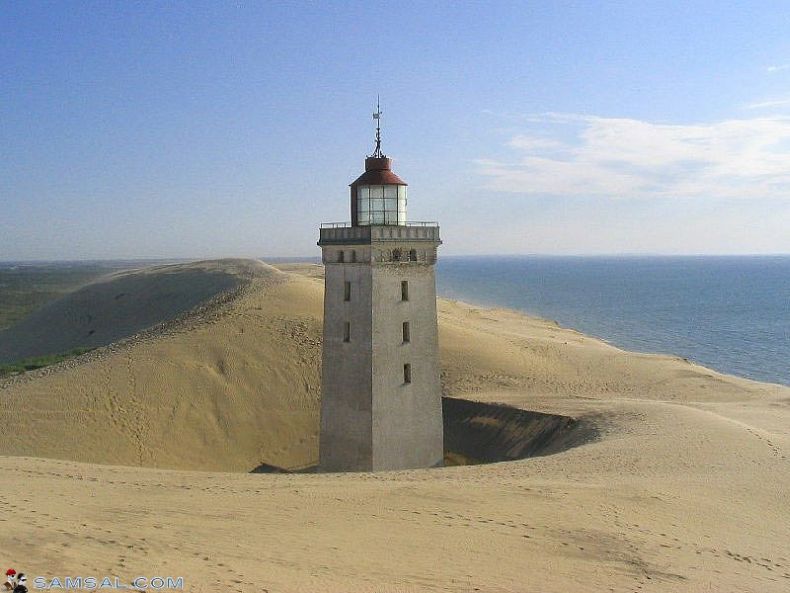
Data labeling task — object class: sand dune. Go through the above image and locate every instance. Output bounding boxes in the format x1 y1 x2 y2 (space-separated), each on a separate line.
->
0 259 319 471
0 259 788 592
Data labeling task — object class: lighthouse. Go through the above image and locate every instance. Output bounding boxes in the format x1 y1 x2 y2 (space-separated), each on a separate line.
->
317 102 443 472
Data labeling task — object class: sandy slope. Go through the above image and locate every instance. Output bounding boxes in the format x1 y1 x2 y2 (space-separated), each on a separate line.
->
1 260 788 592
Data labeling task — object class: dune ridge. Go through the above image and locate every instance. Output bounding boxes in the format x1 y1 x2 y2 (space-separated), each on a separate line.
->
0 258 268 366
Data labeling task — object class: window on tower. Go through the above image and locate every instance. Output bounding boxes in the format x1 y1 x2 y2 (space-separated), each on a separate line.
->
401 280 409 301
403 363 412 384
402 321 410 343
344 281 351 302
343 322 350 343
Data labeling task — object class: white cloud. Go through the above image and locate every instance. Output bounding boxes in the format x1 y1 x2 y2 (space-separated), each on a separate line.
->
745 97 790 110
766 64 790 73
478 114 790 199
507 136 566 151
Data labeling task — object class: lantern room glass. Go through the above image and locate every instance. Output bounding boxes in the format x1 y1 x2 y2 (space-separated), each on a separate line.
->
356 185 407 226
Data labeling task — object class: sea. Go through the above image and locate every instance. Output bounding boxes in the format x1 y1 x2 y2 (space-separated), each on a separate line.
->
436 256 790 387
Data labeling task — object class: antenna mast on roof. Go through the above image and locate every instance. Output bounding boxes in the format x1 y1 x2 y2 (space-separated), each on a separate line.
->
371 95 385 158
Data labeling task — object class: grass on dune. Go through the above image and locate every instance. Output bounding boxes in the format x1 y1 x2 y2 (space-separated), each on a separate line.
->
0 347 96 378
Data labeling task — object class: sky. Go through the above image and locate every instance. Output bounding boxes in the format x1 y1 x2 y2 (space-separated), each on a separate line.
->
2 1 790 260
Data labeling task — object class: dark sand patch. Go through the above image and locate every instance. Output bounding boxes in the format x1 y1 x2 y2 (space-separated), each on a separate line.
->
442 397 595 465
0 259 264 364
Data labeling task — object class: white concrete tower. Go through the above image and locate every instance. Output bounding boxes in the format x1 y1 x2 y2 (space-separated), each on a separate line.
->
317 103 443 472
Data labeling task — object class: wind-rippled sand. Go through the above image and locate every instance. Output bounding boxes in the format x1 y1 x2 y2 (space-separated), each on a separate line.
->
1 260 788 592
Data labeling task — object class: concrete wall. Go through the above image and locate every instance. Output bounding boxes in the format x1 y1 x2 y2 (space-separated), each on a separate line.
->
318 261 373 471
371 264 444 470
319 236 443 472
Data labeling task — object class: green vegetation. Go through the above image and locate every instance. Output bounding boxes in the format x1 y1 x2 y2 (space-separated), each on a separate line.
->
0 347 96 378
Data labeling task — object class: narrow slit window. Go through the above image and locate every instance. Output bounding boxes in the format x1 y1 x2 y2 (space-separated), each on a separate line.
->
401 280 409 301
338 250 345 263
403 363 412 384
409 249 417 261
344 281 351 302
350 250 357 263
402 321 410 343
343 321 350 342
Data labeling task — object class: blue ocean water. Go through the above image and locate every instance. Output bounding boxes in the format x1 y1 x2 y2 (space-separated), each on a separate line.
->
436 256 790 386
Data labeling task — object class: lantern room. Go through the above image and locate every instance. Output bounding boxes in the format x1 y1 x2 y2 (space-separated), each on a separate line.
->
350 156 407 226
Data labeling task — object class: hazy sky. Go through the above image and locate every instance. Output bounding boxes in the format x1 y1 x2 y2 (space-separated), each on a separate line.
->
3 2 790 260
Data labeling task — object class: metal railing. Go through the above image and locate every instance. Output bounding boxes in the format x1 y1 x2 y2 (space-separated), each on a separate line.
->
320 221 439 228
